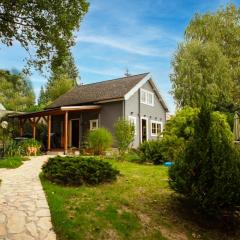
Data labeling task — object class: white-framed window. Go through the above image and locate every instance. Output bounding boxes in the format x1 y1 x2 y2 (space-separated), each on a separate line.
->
140 89 154 106
90 119 99 130
151 120 162 136
128 116 137 135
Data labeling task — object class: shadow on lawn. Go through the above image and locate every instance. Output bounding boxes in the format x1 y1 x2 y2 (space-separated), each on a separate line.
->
153 193 240 239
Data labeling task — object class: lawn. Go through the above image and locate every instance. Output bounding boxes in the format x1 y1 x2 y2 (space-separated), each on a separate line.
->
41 159 240 240
0 156 25 168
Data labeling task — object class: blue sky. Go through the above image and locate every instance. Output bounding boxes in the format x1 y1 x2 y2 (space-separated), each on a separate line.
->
0 0 239 113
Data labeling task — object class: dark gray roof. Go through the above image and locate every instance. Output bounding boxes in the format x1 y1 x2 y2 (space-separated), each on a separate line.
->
46 73 149 109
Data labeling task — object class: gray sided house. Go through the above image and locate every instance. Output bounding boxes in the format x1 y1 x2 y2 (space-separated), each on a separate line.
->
15 73 168 153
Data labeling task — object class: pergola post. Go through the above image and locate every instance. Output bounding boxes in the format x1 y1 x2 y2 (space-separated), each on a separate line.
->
64 111 68 155
33 118 36 139
48 116 51 151
19 119 23 137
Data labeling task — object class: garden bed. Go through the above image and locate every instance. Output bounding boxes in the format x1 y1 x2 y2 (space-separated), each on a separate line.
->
0 156 26 169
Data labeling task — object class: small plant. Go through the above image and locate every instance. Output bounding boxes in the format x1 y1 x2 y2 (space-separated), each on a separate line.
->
114 118 135 159
87 128 113 155
5 140 24 157
21 138 41 156
42 156 120 185
139 140 163 165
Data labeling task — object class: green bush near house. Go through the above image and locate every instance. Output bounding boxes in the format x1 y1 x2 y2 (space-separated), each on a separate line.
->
161 107 199 162
87 128 113 155
42 156 120 186
114 118 135 158
139 140 164 165
169 108 240 216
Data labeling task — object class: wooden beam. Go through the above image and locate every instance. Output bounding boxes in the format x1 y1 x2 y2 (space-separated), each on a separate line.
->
35 117 41 124
48 116 51 151
42 116 48 123
64 111 68 155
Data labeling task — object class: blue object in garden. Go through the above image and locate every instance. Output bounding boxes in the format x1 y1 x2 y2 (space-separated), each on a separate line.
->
164 162 174 167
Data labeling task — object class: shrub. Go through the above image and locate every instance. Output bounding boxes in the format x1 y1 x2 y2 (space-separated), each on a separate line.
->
114 118 135 158
87 128 113 155
139 140 163 165
169 108 240 216
5 140 24 157
161 107 199 162
42 156 120 185
20 138 41 156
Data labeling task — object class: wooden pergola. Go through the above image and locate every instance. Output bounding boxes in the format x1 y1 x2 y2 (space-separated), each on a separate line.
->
13 105 101 154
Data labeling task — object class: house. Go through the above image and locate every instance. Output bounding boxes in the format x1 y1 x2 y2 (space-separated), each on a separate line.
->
14 73 168 153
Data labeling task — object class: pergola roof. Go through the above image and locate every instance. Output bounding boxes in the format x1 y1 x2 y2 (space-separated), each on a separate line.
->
10 105 101 119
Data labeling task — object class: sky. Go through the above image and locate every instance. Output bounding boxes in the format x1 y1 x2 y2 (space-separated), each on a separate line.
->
0 0 239 113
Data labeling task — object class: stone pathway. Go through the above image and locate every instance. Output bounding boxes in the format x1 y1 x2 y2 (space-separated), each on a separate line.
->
0 156 56 240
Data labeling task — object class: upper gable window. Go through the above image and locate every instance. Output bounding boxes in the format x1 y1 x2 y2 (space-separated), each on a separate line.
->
140 89 154 106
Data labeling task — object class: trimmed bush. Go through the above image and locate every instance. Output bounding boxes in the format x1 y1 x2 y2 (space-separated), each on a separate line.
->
169 108 240 215
139 140 163 165
87 128 113 155
42 156 120 185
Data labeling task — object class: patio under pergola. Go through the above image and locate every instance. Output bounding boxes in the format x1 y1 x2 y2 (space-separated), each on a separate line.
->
12 105 101 154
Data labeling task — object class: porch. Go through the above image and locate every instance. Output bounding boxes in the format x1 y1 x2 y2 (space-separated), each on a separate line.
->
13 105 101 154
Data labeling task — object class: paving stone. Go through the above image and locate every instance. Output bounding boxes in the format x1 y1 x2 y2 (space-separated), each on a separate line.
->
0 214 6 224
37 217 52 230
0 224 6 236
7 211 26 234
0 156 56 240
36 209 50 217
11 232 35 240
26 222 38 238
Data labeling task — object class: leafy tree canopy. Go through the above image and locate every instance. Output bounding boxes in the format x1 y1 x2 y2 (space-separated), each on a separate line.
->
0 0 89 72
0 70 35 111
171 40 233 110
171 4 240 110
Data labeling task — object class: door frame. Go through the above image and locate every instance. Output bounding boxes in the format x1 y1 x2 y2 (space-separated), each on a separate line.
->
140 117 148 143
69 118 81 148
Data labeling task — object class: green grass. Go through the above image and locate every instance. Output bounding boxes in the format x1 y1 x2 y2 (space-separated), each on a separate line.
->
41 159 240 240
0 156 25 168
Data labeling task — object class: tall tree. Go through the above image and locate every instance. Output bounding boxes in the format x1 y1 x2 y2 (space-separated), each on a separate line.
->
40 51 79 106
171 40 233 110
184 4 240 105
0 0 89 72
0 70 35 111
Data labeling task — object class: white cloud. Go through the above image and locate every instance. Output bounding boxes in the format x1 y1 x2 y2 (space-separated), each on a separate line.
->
79 66 123 78
77 34 175 57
